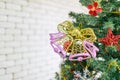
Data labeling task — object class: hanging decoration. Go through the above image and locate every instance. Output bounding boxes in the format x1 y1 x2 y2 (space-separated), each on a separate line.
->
50 21 99 61
69 41 99 61
98 28 120 51
87 2 102 16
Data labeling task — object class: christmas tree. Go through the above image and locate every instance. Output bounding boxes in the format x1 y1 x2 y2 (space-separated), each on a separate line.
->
50 0 120 80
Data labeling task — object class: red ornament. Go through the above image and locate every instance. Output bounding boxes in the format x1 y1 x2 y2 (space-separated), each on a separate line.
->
98 28 120 51
63 40 71 51
87 2 102 16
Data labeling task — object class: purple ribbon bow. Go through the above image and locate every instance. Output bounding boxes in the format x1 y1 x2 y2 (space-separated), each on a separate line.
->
83 41 99 58
50 32 66 58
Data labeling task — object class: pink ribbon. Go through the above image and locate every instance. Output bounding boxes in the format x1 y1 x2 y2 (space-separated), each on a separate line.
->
69 52 91 61
49 32 65 40
50 32 66 58
83 41 99 58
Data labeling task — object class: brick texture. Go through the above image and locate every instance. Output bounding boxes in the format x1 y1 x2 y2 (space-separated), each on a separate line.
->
0 0 87 80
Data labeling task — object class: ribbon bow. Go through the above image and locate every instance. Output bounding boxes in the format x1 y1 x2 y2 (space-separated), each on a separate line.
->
57 21 96 42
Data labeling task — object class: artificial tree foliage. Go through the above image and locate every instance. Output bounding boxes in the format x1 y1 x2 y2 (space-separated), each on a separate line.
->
53 0 120 80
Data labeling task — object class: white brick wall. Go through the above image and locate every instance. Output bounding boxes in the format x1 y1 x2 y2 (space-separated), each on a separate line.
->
0 0 87 80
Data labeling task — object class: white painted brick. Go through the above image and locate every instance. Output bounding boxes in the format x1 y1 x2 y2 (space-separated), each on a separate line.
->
12 0 28 6
0 9 8 15
15 12 30 17
0 41 4 48
6 3 21 11
0 68 5 75
0 55 6 61
14 35 28 41
22 6 34 12
5 28 21 35
0 9 19 16
14 71 28 79
15 78 22 80
0 60 15 68
0 22 15 28
28 2 40 9
29 59 39 65
21 75 35 80
5 41 21 48
15 59 29 65
5 60 15 67
0 35 14 41
14 47 29 53
28 68 40 75
0 15 7 21
0 2 5 8
1 0 13 2
28 0 41 3
0 74 12 80
23 18 35 24
20 41 30 47
22 64 31 71
16 23 29 29
30 13 41 19
0 28 5 34
7 16 22 23
0 47 13 54
6 66 22 74
22 52 36 59
6 54 22 61
21 29 34 35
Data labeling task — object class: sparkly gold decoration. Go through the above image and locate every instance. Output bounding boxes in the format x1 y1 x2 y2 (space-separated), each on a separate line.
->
63 77 66 80
58 21 96 42
57 21 74 34
108 60 120 71
118 66 120 71
57 21 96 54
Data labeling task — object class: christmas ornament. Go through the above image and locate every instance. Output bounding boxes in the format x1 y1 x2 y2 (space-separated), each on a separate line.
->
58 21 97 54
98 28 120 51
69 41 99 61
50 21 97 58
87 2 102 16
50 21 98 62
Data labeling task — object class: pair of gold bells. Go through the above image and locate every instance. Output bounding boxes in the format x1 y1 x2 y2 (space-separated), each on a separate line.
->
57 20 96 54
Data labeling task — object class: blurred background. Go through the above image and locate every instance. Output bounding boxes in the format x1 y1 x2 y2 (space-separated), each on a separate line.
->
0 0 87 80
